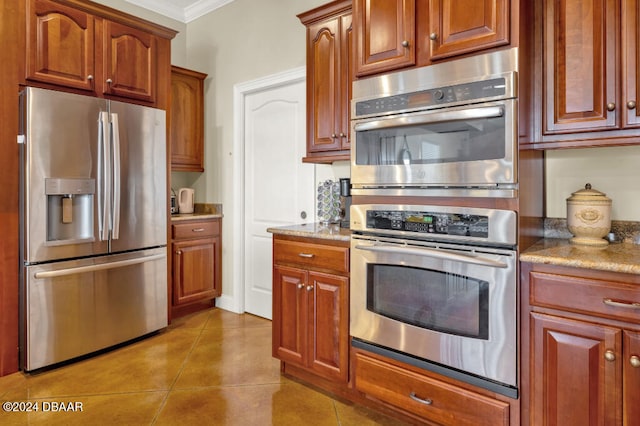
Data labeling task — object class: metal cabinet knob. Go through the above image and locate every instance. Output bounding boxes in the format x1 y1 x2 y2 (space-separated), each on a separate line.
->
402 40 409 47
339 132 345 138
87 75 94 81
106 78 113 85
175 250 182 255
429 33 438 41
331 133 337 138
300 211 307 219
627 100 637 110
306 285 313 292
631 355 640 368
604 350 616 362
606 102 616 111
297 283 304 289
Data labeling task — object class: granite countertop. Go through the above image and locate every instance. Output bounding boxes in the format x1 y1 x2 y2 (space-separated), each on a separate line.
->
171 203 223 222
267 223 351 242
521 238 640 275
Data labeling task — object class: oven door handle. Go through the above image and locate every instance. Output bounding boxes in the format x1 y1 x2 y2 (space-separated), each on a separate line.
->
353 106 504 132
354 244 508 268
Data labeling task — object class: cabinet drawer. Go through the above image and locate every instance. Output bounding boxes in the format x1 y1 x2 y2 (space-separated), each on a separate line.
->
273 239 349 274
172 220 219 240
530 271 640 324
354 353 509 426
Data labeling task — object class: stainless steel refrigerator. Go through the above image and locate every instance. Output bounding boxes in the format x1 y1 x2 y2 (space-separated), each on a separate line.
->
19 87 168 371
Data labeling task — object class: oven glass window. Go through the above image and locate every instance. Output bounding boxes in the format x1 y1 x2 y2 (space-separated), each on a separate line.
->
354 112 505 166
366 264 489 339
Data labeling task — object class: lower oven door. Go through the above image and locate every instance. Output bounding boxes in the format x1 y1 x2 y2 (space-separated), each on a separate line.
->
350 235 517 387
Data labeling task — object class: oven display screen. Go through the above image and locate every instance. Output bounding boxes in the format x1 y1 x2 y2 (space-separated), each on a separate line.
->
367 264 489 340
366 210 489 238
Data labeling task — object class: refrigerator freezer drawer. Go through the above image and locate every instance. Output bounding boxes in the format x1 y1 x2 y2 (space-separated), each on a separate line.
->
23 247 168 371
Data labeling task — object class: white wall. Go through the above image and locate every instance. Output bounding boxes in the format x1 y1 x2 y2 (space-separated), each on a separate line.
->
178 0 329 307
545 145 640 221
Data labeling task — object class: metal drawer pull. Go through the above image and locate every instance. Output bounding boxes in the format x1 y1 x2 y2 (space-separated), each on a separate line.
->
602 298 640 309
192 228 205 232
297 283 304 290
409 392 432 406
604 350 616 362
630 356 640 368
298 253 315 258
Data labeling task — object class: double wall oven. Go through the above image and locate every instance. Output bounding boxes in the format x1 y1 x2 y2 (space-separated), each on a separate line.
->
349 48 520 398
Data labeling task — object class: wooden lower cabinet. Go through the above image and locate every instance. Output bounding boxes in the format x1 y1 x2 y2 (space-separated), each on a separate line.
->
171 218 221 317
353 349 513 426
272 235 349 383
521 262 640 426
271 233 521 425
530 313 621 425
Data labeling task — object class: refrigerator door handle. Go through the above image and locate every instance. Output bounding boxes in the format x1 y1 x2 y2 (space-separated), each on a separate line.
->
33 253 166 279
111 113 121 240
98 111 112 241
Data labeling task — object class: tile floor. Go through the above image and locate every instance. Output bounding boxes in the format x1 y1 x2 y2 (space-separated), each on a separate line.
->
0 308 409 425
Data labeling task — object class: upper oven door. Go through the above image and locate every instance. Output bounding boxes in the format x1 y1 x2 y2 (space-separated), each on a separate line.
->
351 99 517 193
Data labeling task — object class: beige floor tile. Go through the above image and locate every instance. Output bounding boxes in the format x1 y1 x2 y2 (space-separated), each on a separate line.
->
169 309 214 330
174 326 282 389
0 391 166 426
155 382 338 426
334 399 411 426
5 328 200 399
0 308 407 425
204 309 271 330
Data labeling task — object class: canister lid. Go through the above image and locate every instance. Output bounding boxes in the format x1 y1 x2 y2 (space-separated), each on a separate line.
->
567 183 611 202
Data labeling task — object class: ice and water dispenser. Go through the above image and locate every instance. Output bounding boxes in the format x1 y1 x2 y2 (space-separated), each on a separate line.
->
45 178 95 244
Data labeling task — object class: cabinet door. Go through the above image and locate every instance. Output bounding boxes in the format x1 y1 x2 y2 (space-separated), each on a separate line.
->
622 0 640 127
354 0 415 76
102 20 157 103
172 238 217 306
427 0 509 61
624 330 640 424
272 265 307 366
308 272 349 381
26 0 96 92
170 66 206 172
530 313 622 426
339 13 353 150
307 17 342 153
543 0 618 134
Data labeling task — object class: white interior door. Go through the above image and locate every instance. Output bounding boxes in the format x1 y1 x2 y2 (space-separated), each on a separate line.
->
243 75 314 319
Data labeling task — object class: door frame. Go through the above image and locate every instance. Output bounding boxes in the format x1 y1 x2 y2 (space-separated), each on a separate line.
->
216 66 306 314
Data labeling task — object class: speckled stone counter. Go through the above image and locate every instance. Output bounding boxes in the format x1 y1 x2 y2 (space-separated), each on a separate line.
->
267 223 351 242
171 203 223 222
521 238 640 275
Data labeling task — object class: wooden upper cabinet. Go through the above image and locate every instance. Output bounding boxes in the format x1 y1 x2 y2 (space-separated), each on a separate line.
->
25 0 175 107
354 0 415 76
622 0 640 127
170 66 207 172
298 0 352 163
426 0 510 61
102 20 157 103
26 0 96 92
543 0 618 134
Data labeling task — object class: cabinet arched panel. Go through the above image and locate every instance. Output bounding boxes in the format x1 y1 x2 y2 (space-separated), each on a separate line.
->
103 21 157 103
27 0 96 91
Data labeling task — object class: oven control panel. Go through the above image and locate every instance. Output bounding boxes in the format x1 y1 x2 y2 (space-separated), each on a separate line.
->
366 210 489 238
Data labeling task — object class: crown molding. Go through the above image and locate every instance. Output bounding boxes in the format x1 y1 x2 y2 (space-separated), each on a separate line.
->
125 0 235 23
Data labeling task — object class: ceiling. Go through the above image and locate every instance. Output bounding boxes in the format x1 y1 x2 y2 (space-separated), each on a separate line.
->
124 0 235 23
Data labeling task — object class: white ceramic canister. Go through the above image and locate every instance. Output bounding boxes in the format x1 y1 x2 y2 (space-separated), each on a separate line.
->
566 183 612 246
